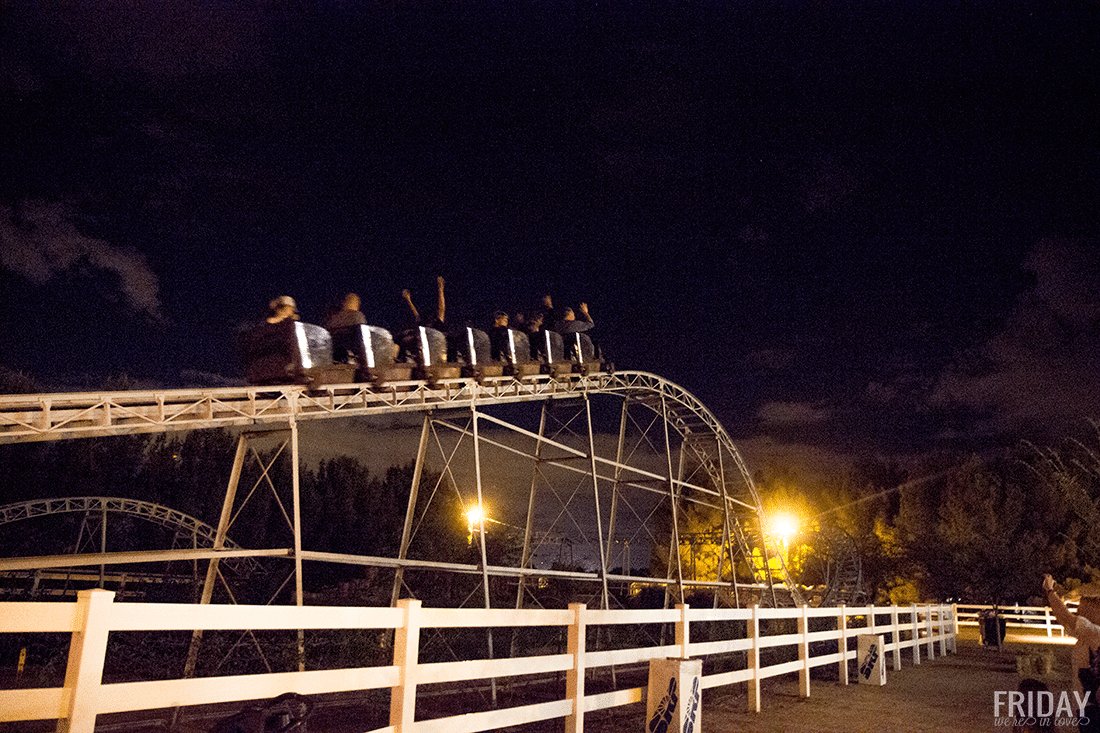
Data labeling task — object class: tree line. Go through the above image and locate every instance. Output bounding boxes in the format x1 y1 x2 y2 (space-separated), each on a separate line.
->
749 429 1100 605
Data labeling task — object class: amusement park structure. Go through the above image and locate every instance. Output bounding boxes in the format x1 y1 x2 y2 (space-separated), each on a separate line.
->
0 368 811 621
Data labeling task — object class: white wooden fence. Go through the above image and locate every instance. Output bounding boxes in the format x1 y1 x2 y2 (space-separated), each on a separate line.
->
0 589 956 733
955 602 1075 639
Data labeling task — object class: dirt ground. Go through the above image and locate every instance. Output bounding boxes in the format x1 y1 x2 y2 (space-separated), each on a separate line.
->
585 631 1077 733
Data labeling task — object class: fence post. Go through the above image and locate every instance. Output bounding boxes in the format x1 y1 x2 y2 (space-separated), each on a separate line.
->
868 603 875 636
57 589 115 733
389 599 422 733
925 604 935 659
951 603 959 653
911 605 920 665
837 605 848 685
566 603 587 733
798 605 810 698
675 603 690 659
1045 604 1053 637
890 606 902 671
937 605 947 657
748 604 761 713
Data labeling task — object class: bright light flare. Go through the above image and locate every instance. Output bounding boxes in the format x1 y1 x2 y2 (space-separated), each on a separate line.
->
770 514 797 543
465 505 485 528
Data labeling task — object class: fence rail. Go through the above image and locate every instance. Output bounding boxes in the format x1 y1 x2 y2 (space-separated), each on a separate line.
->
955 602 1075 639
0 590 956 733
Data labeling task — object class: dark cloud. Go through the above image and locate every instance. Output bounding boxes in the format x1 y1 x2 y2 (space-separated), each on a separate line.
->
1 200 164 320
757 401 832 427
928 240 1100 441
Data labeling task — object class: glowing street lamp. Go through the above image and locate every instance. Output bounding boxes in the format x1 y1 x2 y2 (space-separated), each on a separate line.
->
767 513 799 580
771 514 797 546
465 505 485 545
466 504 485 530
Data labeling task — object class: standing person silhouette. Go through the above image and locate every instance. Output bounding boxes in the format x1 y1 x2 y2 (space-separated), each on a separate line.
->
1044 574 1100 731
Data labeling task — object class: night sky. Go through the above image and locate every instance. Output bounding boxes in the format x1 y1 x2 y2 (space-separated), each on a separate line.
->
2 2 1098 472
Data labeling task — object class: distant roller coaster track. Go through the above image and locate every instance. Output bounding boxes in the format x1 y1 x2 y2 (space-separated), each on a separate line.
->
0 496 235 549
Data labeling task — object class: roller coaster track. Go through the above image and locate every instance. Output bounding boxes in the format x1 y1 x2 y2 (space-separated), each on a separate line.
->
0 371 802 605
0 497 238 550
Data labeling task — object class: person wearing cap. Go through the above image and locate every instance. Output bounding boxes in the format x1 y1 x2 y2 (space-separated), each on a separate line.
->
268 295 299 323
241 295 304 384
1043 574 1100 730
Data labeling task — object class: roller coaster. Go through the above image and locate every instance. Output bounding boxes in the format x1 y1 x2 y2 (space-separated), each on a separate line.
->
0 318 833 617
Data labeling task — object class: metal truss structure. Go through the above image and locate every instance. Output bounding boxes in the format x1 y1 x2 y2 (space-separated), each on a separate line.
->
0 371 802 612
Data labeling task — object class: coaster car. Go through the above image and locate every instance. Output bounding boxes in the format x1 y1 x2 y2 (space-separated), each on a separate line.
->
454 326 504 381
330 324 413 384
538 329 573 377
242 319 605 388
566 332 602 375
241 321 354 387
409 326 462 383
493 327 541 378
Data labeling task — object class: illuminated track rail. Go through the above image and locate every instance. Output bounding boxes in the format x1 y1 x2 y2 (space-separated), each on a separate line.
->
0 372 623 444
0 371 735 449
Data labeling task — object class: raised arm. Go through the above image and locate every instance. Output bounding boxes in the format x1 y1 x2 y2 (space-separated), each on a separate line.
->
577 301 593 325
402 288 420 324
435 276 446 325
1044 574 1078 633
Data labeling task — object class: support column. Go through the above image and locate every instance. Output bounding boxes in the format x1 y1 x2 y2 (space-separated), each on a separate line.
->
98 503 107 588
661 392 685 608
290 415 305 671
714 442 739 608
514 402 548 612
584 394 611 610
392 414 432 607
603 397 630 582
470 403 496 706
183 431 249 679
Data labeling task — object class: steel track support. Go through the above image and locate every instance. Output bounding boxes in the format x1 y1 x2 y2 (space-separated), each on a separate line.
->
290 415 305 671
603 397 630 581
391 413 432 607
584 393 611 611
661 391 686 613
172 430 250 727
760 510 779 607
182 431 248 679
514 401 548 613
470 403 497 706
715 442 741 608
